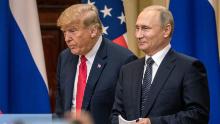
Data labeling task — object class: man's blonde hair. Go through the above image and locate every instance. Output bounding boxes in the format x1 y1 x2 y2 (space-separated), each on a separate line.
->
57 4 102 31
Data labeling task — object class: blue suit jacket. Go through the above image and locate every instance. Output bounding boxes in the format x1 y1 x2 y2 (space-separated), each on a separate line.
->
55 38 136 124
111 49 210 124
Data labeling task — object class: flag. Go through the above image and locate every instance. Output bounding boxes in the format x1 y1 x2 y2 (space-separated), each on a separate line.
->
169 0 220 123
0 0 51 113
82 0 128 47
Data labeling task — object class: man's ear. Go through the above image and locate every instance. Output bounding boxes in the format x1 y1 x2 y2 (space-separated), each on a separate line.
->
89 25 98 38
163 24 172 38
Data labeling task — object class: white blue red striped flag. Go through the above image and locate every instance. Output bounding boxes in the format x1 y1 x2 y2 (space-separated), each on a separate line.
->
0 0 51 113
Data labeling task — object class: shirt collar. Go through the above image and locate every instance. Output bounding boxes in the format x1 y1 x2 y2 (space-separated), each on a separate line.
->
81 35 102 64
145 44 171 66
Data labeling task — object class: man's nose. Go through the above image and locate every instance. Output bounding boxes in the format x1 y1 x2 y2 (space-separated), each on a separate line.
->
64 32 71 43
135 29 143 39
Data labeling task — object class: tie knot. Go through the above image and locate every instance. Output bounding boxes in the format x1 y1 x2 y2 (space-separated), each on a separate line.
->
80 55 87 63
146 57 154 66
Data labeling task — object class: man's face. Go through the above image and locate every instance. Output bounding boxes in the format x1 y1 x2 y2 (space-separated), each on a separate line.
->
135 10 168 55
62 22 96 55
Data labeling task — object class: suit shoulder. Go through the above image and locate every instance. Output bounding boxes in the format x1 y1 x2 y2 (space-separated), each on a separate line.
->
174 51 199 64
125 58 143 66
59 48 72 58
121 58 143 70
173 51 206 72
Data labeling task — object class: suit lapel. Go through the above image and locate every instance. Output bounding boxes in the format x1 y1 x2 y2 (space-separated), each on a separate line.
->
134 58 145 117
64 54 79 110
82 38 107 109
143 49 176 116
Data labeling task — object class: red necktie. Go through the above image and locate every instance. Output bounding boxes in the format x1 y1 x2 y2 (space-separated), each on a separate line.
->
76 55 87 113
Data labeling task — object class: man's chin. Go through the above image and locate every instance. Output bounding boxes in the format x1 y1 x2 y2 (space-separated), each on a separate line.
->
138 46 147 51
70 49 80 55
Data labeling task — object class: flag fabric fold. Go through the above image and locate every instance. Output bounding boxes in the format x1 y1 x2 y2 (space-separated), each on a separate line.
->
82 0 128 48
169 0 220 123
0 0 50 113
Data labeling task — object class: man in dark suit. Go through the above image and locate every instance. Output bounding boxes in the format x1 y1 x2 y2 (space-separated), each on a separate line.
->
55 4 136 124
111 5 210 124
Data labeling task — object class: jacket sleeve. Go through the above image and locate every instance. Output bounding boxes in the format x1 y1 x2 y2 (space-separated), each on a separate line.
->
55 54 64 117
111 66 126 124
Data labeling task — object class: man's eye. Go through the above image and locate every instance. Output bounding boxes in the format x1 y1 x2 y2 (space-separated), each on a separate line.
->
69 29 76 32
142 27 149 30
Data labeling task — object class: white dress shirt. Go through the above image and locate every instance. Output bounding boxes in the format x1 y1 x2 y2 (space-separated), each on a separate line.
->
142 44 171 84
71 36 102 111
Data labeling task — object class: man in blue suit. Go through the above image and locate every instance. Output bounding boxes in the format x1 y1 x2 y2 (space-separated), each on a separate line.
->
111 5 209 124
55 4 136 124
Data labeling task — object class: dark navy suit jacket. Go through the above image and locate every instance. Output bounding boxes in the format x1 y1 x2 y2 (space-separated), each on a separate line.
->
111 49 210 124
55 38 136 124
